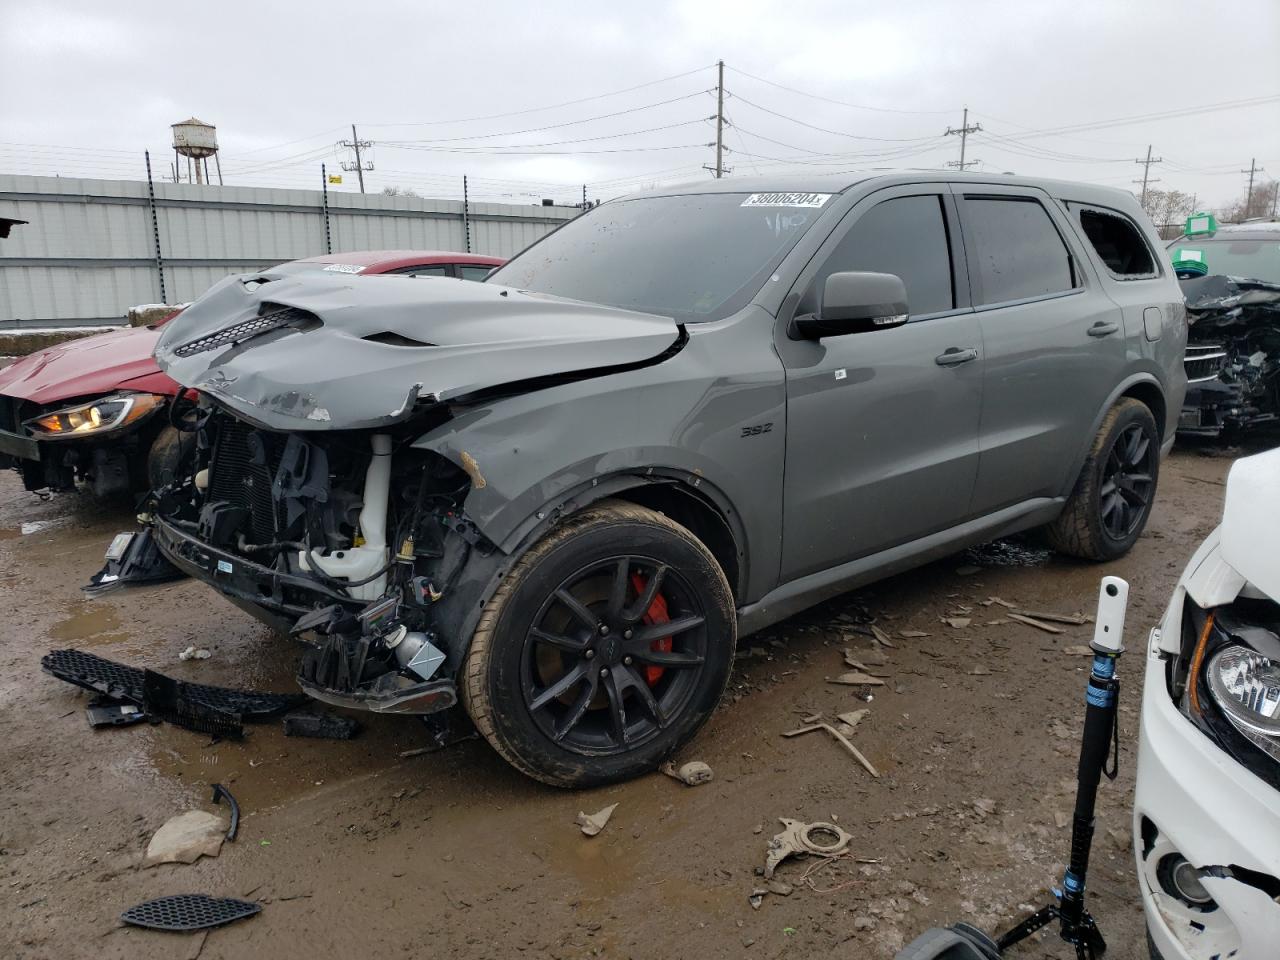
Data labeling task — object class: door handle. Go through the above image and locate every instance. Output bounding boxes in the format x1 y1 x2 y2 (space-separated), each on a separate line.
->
935 347 979 367
1088 321 1120 338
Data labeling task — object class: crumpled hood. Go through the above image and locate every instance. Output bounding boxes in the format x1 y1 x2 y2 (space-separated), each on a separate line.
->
1180 274 1280 330
0 325 170 405
1219 445 1280 603
154 270 682 431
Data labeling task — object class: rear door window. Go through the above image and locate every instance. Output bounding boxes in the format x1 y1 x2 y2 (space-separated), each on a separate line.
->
961 196 1077 305
807 194 955 317
458 264 495 281
1072 206 1158 279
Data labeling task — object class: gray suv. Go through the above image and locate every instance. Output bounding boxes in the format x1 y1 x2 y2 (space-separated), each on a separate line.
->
140 173 1186 786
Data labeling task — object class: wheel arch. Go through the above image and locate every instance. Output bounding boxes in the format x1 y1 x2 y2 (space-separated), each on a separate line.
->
433 469 748 674
1061 372 1167 497
500 469 747 602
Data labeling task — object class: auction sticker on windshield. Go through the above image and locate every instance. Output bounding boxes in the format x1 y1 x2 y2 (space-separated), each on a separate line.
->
323 263 365 274
741 193 832 208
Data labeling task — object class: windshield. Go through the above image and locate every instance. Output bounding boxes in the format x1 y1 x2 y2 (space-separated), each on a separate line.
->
1170 239 1280 283
488 192 833 322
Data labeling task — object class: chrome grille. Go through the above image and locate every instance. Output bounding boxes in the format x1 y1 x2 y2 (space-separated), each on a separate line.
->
1184 345 1227 384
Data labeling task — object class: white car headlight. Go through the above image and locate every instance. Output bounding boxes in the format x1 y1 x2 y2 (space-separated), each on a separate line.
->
24 393 166 439
1207 646 1280 760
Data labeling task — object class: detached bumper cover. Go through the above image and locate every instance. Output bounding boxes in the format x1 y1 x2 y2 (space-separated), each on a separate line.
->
1133 640 1280 960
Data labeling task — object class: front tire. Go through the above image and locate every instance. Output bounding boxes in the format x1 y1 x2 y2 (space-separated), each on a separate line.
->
1047 398 1159 561
463 500 736 788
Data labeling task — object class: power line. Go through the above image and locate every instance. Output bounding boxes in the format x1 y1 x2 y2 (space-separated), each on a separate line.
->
360 63 716 127
380 142 710 156
982 94 1280 144
972 129 1131 163
725 65 957 115
730 93 940 142
379 91 710 146
385 118 711 152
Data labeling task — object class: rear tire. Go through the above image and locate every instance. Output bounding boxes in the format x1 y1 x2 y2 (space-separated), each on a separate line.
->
463 500 736 788
1047 398 1159 561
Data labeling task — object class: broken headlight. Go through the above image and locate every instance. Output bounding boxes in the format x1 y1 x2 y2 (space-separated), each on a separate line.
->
24 393 165 439
1206 646 1280 762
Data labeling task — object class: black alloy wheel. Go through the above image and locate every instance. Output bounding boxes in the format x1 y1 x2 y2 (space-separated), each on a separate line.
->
1099 422 1155 540
1046 397 1161 561
521 555 707 755
463 501 736 787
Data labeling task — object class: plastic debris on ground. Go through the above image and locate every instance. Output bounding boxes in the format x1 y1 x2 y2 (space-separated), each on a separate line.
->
660 760 713 786
576 803 619 837
144 810 228 866
121 895 260 932
282 710 361 740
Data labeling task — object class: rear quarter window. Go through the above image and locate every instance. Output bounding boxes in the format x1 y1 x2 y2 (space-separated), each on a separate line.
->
1072 205 1158 279
961 196 1077 305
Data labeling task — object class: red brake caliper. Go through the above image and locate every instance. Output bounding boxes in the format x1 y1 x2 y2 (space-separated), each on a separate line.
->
630 573 672 686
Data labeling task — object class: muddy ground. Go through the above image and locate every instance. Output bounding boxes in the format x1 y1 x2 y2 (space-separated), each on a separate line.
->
0 444 1253 960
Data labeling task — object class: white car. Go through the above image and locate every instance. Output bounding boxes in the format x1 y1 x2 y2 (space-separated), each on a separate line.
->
1135 447 1280 958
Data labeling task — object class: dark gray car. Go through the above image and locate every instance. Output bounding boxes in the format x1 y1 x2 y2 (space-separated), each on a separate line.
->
141 173 1186 786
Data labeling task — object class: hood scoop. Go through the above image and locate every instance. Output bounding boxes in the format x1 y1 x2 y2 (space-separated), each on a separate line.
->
173 305 319 358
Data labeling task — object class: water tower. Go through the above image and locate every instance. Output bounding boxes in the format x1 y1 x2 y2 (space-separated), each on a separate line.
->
171 117 222 185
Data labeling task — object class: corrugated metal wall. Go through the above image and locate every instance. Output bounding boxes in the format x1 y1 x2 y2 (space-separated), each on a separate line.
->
0 175 578 328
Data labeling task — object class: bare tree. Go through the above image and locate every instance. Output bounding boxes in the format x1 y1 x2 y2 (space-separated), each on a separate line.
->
1218 178 1278 223
381 185 421 198
1138 188 1197 239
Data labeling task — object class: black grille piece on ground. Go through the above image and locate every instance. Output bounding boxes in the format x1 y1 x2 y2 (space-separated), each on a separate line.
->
41 649 305 718
121 895 261 932
143 669 245 740
209 417 284 545
172 306 315 357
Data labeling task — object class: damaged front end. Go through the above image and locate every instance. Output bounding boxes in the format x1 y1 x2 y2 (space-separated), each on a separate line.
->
149 403 489 715
1178 275 1280 438
134 268 682 715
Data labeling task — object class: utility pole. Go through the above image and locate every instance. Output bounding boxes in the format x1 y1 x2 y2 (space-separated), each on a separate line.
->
462 175 471 253
703 60 730 179
1132 145 1164 207
340 124 374 193
1241 158 1260 215
944 108 982 171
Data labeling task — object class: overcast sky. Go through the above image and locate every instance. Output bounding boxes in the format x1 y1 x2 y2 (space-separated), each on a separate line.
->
3 0 1277 207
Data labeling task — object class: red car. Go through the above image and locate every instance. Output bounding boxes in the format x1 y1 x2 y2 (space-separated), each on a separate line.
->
0 250 504 495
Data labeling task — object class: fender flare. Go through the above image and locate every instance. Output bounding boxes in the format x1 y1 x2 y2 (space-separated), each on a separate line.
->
1060 371 1167 495
443 468 748 668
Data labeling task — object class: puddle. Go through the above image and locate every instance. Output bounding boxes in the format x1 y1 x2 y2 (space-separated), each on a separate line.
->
963 537 1053 568
48 600 127 647
136 711 421 814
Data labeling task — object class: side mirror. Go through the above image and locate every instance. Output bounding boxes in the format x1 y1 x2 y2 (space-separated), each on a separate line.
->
790 271 909 340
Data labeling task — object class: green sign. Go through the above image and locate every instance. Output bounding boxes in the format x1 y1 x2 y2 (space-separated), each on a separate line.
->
1183 211 1217 237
